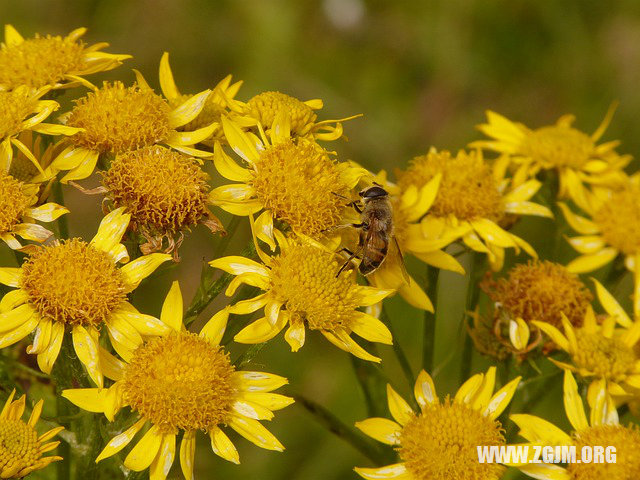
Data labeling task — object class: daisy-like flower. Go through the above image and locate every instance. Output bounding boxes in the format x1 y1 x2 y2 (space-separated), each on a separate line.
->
472 108 630 206
100 145 224 258
0 171 68 249
0 24 130 91
511 370 640 480
560 178 640 318
62 282 293 480
238 90 359 142
478 260 593 355
396 147 552 270
0 390 64 478
210 231 394 362
0 208 172 387
210 115 367 241
354 367 521 480
158 52 242 142
8 131 59 182
533 280 640 399
42 81 217 183
0 86 81 173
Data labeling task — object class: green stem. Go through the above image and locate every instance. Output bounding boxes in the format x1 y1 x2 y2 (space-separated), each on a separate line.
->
53 181 69 239
422 266 439 373
460 252 483 382
380 307 414 388
350 352 388 418
291 393 388 464
56 396 71 480
213 215 242 260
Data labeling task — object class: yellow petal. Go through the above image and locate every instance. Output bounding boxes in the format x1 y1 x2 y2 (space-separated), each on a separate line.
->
321 329 381 362
235 315 286 344
0 289 27 313
0 268 21 287
566 248 618 274
350 312 393 345
37 322 64 374
532 321 569 352
566 235 605 255
60 149 100 183
72 325 102 388
386 385 413 426
509 414 572 444
354 463 411 480
563 370 589 432
284 320 305 352
502 179 541 203
228 294 269 315
168 89 211 128
213 141 252 182
113 302 170 337
471 367 497 411
413 249 465 274
0 313 38 348
120 253 172 289
90 207 130 254
209 427 239 464
414 370 437 409
27 318 53 355
27 203 69 222
239 392 294 411
209 256 269 278
470 219 516 248
484 376 521 419
13 223 52 242
4 24 24 46
557 202 599 235
509 318 530 351
159 52 180 99
96 418 147 462
0 304 37 332
179 430 196 480
149 433 175 480
61 388 107 413
354 417 402 445
593 278 632 327
589 379 618 426
454 373 483 405
228 416 284 451
221 116 261 164
166 121 217 146
504 201 553 218
232 399 274 421
234 371 288 392
124 424 164 471
160 281 183 332
99 346 126 382
199 308 229 347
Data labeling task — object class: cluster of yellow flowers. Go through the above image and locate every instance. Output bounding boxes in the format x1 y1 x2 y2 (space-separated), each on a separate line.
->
0 24 639 480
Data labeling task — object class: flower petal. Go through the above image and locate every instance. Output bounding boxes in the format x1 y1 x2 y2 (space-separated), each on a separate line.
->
119 253 172 289
222 116 261 163
27 203 69 222
284 320 305 352
96 418 147 463
484 376 521 419
510 414 571 444
414 370 437 408
354 418 402 445
124 424 164 471
209 255 269 278
37 322 64 374
563 370 589 432
350 312 392 345
168 89 211 128
386 385 413 426
0 268 21 287
209 427 239 464
234 371 288 392
234 316 286 344
228 416 284 451
354 463 411 479
566 248 618 274
90 207 130 254
149 433 176 480
179 430 196 480
199 308 229 347
72 325 102 388
160 281 183 332
592 278 632 327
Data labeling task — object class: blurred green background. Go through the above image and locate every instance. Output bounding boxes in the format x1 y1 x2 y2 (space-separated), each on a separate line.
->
1 0 639 478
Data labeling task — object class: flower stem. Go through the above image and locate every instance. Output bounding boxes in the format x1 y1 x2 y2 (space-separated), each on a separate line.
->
460 252 483 382
291 392 389 464
53 181 69 239
350 352 388 418
381 307 414 388
213 215 242 260
422 266 440 373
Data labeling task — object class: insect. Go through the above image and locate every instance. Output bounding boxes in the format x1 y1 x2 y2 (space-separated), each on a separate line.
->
337 184 407 278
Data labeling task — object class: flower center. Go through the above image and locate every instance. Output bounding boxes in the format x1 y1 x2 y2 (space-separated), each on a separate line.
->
568 424 640 480
522 125 594 169
251 138 347 237
0 419 40 476
246 91 317 136
0 173 30 234
103 146 209 233
573 331 636 382
122 333 237 433
20 239 127 326
399 398 505 480
593 186 640 256
397 149 503 221
0 90 38 139
481 260 592 328
67 82 172 154
269 244 359 331
0 35 85 90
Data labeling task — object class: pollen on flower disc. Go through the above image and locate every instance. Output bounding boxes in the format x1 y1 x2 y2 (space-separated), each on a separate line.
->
0 90 38 139
247 91 317 135
103 146 210 234
522 125 594 169
0 418 40 476
269 243 359 331
20 239 127 326
67 82 172 154
0 35 84 90
251 138 347 237
0 173 30 234
397 149 504 222
593 185 640 256
572 331 636 383
569 424 640 480
122 333 237 433
398 397 505 480
481 260 592 328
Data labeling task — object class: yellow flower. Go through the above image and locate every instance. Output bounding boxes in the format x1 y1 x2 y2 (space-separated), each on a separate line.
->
62 282 292 479
0 390 64 478
0 24 130 91
210 231 394 362
238 90 359 142
534 280 640 398
8 131 59 182
511 370 639 480
0 86 81 174
101 145 224 258
0 208 172 387
0 171 68 249
42 81 217 183
396 147 552 270
158 52 243 142
472 108 630 206
209 116 366 241
561 179 640 318
355 367 521 480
